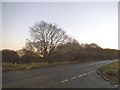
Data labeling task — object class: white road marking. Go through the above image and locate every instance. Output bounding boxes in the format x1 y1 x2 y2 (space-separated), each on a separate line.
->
64 79 68 82
70 77 77 79
103 61 107 63
77 75 82 77
82 73 87 76
61 79 68 83
98 61 108 64
59 70 96 84
114 85 118 87
91 70 94 73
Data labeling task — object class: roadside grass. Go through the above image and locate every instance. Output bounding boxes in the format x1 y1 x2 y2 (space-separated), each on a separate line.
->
2 61 84 72
99 61 119 85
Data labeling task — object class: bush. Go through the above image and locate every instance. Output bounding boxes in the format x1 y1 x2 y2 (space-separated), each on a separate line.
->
2 49 20 64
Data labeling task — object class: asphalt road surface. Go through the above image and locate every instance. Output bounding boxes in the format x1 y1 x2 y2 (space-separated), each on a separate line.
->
2 60 118 88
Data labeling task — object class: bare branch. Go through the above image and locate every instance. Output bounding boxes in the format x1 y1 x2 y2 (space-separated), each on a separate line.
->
27 21 69 60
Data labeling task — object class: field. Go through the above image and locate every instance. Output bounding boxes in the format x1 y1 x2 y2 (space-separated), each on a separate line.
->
99 61 119 85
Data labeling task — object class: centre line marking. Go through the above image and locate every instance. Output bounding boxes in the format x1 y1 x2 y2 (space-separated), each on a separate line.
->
59 71 96 84
61 79 68 83
71 77 77 79
82 73 87 76
77 75 83 77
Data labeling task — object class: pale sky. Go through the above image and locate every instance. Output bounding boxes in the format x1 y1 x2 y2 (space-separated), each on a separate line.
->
2 2 118 50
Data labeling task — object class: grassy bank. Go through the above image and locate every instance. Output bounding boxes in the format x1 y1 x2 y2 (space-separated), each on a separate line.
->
2 61 86 71
99 61 119 85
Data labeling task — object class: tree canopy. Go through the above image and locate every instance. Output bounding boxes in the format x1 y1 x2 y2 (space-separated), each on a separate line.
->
27 21 69 62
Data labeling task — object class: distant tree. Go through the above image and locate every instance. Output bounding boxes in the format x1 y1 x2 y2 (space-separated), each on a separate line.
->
50 39 82 61
17 48 41 63
2 49 20 64
81 43 101 50
27 21 69 62
17 49 26 58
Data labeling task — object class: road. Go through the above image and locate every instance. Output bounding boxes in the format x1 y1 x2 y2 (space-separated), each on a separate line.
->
2 60 118 88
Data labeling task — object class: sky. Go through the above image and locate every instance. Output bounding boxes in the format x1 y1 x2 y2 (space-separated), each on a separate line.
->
2 2 118 50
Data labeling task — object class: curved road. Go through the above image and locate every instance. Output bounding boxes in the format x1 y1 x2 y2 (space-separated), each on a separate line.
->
3 60 118 88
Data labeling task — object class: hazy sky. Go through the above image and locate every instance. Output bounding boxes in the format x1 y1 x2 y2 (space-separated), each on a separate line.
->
2 2 118 50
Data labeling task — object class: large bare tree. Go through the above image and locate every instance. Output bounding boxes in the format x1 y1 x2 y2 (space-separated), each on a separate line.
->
27 21 69 62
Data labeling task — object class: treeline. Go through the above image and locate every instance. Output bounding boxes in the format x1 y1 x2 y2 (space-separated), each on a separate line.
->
51 42 119 62
1 49 41 64
1 21 119 64
1 42 119 64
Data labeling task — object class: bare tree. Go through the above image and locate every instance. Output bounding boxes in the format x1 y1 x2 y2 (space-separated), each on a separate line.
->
28 21 68 62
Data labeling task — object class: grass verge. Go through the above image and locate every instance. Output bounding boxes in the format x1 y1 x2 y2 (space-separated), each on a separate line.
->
2 61 85 72
99 61 119 85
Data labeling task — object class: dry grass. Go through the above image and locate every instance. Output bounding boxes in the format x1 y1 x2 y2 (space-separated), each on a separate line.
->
2 61 82 71
99 61 119 85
